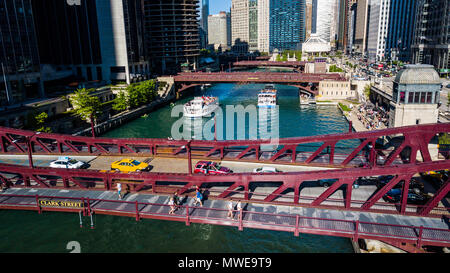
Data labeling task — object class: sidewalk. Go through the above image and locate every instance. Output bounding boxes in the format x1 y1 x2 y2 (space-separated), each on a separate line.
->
2 187 448 230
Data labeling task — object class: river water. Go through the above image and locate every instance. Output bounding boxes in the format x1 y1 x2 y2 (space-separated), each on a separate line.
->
0 78 355 253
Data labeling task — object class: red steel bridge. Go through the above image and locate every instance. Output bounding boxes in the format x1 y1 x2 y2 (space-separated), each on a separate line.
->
173 71 345 94
232 60 307 69
0 124 449 251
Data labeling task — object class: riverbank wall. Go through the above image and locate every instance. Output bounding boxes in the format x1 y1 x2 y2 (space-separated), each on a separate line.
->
74 79 177 137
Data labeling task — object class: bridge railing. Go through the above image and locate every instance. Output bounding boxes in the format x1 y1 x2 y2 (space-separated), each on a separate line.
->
0 158 449 218
0 193 449 248
2 123 449 168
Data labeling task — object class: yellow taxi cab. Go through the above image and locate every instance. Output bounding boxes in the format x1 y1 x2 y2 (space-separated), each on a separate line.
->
111 159 150 173
423 169 448 180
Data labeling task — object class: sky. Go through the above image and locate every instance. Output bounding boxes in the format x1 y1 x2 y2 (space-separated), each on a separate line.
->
209 0 231 14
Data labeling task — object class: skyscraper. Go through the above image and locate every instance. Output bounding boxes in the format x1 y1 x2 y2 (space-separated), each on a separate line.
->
312 0 338 44
269 0 306 51
347 1 358 54
367 0 391 61
412 0 450 76
208 12 231 50
305 0 313 41
0 0 41 104
385 0 417 62
258 0 270 53
200 0 209 49
248 0 258 51
337 0 357 51
231 0 249 47
32 0 149 86
143 0 200 74
354 0 369 56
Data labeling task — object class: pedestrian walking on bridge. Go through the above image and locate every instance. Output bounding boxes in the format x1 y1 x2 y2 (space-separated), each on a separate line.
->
227 200 234 219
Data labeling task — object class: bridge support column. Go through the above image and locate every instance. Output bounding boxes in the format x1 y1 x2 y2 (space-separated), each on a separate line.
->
187 142 192 175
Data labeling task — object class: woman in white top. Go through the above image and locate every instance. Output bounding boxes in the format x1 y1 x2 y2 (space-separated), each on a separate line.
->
169 197 176 214
227 200 234 219
117 183 122 200
236 200 242 221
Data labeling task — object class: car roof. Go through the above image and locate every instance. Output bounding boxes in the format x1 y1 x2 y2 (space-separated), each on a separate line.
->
197 161 212 165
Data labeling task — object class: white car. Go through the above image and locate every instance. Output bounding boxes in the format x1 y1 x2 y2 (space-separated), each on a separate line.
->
253 166 280 173
49 157 87 169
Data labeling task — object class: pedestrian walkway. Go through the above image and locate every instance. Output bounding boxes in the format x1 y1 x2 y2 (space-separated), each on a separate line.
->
1 187 448 233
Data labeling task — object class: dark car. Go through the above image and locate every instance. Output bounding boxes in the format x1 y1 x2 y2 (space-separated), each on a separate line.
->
383 188 429 205
376 175 424 192
319 179 359 188
194 161 233 175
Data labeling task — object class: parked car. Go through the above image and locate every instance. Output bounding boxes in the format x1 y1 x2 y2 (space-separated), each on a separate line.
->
49 157 87 169
111 158 150 172
376 175 424 192
383 188 429 205
194 161 232 175
253 166 280 173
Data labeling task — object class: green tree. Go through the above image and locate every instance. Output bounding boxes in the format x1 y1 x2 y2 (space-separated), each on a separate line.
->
35 112 52 133
69 88 101 125
112 91 128 112
447 92 450 108
364 84 372 99
126 80 158 109
329 65 344 72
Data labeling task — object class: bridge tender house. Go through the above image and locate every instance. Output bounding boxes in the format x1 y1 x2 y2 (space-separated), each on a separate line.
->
39 199 84 208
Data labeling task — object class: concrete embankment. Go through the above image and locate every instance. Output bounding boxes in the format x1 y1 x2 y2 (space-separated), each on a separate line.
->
74 79 177 137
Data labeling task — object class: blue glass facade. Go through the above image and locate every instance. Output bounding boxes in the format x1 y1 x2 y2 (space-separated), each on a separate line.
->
386 0 417 62
269 0 306 51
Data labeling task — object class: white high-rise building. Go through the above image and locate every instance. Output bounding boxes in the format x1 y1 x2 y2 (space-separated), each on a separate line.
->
312 0 339 44
231 0 250 46
208 12 231 50
367 0 391 61
257 0 270 53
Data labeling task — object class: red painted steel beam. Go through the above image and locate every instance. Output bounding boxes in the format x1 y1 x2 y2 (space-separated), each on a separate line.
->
1 158 450 216
311 178 355 206
360 175 406 210
418 179 450 216
1 123 449 159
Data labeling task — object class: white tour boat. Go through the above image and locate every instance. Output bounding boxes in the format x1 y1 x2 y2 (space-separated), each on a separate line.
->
258 84 277 108
183 96 219 118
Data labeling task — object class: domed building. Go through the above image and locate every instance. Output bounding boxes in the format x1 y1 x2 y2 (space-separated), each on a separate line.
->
389 64 441 127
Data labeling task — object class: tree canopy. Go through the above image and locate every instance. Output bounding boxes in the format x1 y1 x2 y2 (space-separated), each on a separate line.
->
69 88 101 124
113 80 158 110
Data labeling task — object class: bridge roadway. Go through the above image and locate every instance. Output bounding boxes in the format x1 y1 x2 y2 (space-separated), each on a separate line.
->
232 61 307 68
0 154 447 217
1 186 449 250
173 71 345 85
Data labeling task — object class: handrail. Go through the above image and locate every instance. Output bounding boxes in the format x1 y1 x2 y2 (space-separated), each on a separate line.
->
0 193 448 246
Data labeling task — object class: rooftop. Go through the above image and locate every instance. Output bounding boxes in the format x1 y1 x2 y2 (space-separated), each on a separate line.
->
394 64 441 85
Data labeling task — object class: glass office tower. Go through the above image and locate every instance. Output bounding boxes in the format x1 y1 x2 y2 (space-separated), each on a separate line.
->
269 0 306 51
385 0 417 62
0 0 41 104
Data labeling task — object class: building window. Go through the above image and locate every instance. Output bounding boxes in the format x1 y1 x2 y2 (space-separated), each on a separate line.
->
97 67 102 81
400 91 405 103
408 92 414 103
110 66 126 73
414 92 420 103
426 92 432 103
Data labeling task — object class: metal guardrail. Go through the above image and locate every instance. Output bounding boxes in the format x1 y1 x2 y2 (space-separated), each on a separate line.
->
0 193 448 248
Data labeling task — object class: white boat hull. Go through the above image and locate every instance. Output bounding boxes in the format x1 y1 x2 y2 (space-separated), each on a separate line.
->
184 103 219 118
